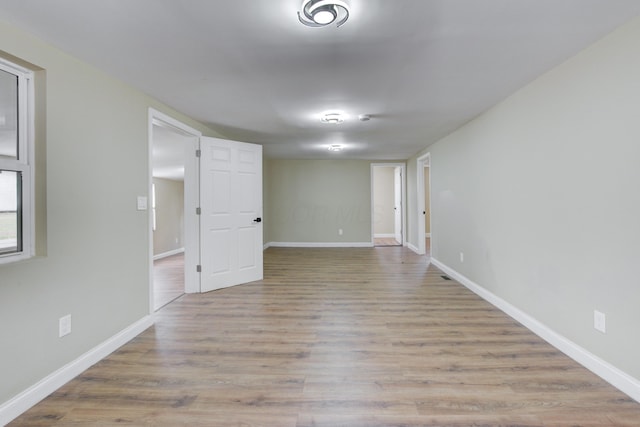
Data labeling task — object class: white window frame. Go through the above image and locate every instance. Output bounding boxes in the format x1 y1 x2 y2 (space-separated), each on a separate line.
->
0 58 34 264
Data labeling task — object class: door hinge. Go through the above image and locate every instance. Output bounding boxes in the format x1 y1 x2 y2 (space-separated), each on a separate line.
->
196 207 201 215
196 149 201 157
196 265 201 273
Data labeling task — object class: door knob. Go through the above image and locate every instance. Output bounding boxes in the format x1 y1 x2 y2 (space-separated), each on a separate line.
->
253 217 262 223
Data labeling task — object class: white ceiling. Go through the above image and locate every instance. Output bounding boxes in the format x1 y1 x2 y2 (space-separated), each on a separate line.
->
1 1 640 160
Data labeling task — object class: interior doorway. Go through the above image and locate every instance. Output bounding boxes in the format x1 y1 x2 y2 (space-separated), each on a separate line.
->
371 163 405 247
151 124 189 310
148 109 202 313
416 153 431 256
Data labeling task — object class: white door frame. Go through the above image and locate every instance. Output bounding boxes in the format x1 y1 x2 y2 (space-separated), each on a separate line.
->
148 108 202 314
393 166 403 244
370 163 406 246
416 153 431 255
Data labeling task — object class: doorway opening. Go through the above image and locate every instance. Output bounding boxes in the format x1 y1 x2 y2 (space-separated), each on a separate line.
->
371 163 405 247
416 153 431 257
148 109 201 313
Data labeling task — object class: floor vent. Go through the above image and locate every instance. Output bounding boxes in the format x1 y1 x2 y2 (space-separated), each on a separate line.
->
441 275 451 281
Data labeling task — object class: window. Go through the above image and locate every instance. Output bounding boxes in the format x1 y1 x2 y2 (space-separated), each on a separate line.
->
0 58 33 263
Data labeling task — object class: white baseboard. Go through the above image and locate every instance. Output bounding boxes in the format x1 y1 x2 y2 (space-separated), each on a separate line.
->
268 242 374 248
407 242 421 254
425 233 431 238
263 242 271 250
374 233 395 238
153 247 184 260
0 315 154 425
430 257 640 404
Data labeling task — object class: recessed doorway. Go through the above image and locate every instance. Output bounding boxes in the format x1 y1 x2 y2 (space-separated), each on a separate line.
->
371 163 405 247
416 153 431 257
151 124 189 310
149 109 201 312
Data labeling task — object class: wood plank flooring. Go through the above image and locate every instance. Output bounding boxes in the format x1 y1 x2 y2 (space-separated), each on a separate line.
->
11 247 640 426
153 253 185 311
373 237 401 246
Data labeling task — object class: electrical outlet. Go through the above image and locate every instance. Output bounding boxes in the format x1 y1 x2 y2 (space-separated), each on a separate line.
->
594 310 606 334
338 229 343 236
59 314 72 338
460 252 464 263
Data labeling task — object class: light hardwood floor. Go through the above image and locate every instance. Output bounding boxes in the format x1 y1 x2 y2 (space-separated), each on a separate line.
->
11 247 640 426
373 237 401 246
153 253 185 310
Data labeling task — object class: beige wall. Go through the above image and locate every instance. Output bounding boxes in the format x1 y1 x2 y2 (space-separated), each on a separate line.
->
265 159 372 243
409 15 640 382
152 178 184 256
372 166 395 235
0 21 221 406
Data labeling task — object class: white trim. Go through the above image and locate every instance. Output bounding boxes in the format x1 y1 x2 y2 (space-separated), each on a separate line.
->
430 257 640 404
0 315 154 425
263 242 271 250
152 247 185 260
425 233 431 238
407 242 420 254
148 108 202 307
268 241 373 248
416 153 431 256
374 233 395 238
0 59 35 264
370 163 406 247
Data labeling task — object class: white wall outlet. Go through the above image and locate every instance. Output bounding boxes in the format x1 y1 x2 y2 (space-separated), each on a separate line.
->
59 314 72 338
594 310 606 334
338 229 343 236
460 252 464 263
136 196 148 211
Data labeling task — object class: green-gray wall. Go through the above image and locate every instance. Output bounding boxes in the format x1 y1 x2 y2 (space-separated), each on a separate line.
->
0 21 221 405
265 159 372 244
409 15 640 381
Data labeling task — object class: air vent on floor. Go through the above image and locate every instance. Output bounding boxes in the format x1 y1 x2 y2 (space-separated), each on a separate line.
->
441 275 451 281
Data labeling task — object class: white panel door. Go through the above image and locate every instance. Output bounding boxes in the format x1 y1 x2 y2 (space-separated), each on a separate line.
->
200 137 263 292
394 167 402 244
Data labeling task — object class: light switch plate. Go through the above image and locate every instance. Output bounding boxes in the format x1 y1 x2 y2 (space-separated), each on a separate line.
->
137 196 148 211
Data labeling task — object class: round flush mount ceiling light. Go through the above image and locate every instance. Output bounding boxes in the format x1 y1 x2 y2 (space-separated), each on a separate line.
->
321 112 346 124
298 0 350 28
328 144 344 152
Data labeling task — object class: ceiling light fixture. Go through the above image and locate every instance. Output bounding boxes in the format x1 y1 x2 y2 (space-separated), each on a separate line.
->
298 0 350 28
321 112 345 124
328 144 344 152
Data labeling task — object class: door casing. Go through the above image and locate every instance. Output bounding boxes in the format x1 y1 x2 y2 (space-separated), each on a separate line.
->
416 152 431 255
370 163 406 246
148 109 202 314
